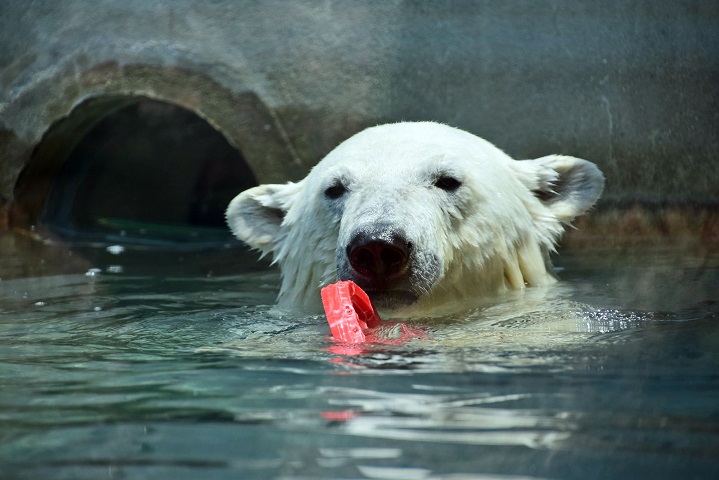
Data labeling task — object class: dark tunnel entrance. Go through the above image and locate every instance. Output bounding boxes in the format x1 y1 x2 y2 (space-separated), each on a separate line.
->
17 97 257 246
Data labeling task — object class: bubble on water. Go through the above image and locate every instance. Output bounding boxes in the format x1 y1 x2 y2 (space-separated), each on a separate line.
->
106 265 124 274
34 301 46 307
85 268 102 277
94 306 102 311
106 245 125 255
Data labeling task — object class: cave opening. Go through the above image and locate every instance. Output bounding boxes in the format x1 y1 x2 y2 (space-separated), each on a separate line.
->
17 97 257 246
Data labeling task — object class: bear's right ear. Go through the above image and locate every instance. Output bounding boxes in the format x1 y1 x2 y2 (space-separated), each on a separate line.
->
225 182 302 254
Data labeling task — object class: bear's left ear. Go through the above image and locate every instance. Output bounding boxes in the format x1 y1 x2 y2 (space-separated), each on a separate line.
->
511 154 605 223
225 182 302 254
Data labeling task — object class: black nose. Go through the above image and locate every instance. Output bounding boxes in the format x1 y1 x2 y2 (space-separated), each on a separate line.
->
347 228 411 281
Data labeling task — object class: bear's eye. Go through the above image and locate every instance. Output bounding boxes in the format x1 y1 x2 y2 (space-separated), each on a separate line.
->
324 182 347 200
434 175 462 192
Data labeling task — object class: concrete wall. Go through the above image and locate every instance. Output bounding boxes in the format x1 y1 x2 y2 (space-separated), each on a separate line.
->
1 1 718 234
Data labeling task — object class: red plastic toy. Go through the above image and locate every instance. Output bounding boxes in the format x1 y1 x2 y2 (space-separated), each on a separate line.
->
321 281 382 343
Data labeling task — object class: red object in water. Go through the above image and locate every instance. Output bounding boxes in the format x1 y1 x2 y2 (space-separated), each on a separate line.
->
321 281 382 343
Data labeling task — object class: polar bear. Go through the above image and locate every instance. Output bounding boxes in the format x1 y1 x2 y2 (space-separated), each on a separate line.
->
226 122 604 316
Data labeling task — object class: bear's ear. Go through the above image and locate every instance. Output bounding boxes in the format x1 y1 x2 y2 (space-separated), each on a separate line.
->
511 155 604 222
225 182 302 253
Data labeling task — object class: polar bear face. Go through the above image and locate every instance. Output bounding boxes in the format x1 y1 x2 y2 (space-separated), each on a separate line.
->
226 122 604 315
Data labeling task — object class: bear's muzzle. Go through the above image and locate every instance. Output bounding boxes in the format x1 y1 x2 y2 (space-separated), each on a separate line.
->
339 224 436 310
347 230 411 281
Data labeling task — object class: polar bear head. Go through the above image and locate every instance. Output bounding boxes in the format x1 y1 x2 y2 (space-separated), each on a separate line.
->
226 122 603 315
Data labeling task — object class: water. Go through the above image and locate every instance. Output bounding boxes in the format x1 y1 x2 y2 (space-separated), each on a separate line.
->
1 232 718 479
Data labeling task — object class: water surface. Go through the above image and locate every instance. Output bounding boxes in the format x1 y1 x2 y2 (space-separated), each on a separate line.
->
1 233 718 479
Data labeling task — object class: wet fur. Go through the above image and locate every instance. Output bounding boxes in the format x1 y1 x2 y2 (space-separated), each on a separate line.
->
226 122 604 316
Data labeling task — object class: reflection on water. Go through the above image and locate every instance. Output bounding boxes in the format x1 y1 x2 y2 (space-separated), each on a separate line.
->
0 232 718 479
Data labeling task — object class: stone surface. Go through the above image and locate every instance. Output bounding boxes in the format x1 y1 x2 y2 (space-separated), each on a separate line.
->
1 1 718 230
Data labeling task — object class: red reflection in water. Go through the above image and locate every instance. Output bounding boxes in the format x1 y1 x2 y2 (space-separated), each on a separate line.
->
320 410 358 421
327 322 430 357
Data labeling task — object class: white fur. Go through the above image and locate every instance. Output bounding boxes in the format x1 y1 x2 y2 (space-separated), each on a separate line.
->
226 122 604 316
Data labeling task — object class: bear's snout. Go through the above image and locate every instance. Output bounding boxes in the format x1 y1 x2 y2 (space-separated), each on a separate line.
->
339 224 438 310
347 229 412 282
